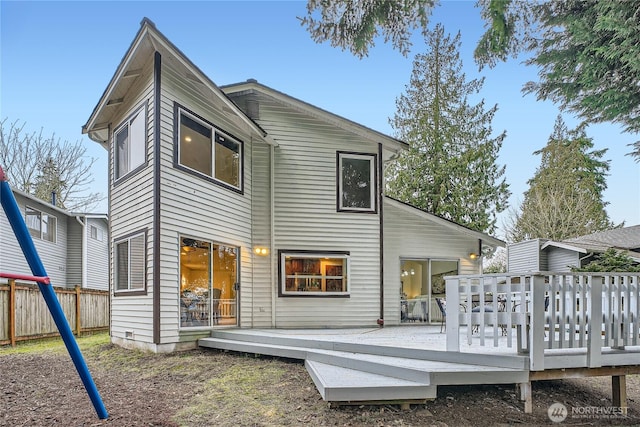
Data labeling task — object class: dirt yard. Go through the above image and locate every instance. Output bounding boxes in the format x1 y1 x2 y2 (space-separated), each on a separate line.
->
1 333 638 426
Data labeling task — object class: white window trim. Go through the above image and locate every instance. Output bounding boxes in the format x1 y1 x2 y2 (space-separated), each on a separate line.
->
90 225 104 241
114 232 146 293
114 105 146 182
177 107 243 191
338 152 376 212
25 206 57 243
280 252 350 297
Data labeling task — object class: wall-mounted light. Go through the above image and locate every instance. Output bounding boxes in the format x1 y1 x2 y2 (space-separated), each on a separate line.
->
254 247 269 256
469 253 478 260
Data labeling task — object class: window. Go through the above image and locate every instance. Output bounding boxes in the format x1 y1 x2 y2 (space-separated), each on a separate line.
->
25 206 56 242
90 225 104 241
280 251 349 296
115 232 145 292
177 107 242 191
114 107 146 180
337 152 377 212
179 237 238 328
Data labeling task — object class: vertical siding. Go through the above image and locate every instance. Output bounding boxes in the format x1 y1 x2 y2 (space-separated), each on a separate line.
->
255 97 381 328
507 239 545 273
0 193 68 287
383 200 482 324
547 247 580 272
108 60 156 345
157 64 257 342
86 218 109 290
66 218 82 286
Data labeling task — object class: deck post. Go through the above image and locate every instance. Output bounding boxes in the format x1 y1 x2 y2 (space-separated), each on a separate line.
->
529 275 545 371
612 375 627 412
445 277 460 351
518 382 532 414
587 276 603 368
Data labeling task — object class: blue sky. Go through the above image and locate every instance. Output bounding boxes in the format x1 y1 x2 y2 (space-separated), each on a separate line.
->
2 1 639 237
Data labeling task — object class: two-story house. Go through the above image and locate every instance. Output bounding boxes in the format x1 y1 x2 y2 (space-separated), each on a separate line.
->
82 18 503 352
0 188 108 290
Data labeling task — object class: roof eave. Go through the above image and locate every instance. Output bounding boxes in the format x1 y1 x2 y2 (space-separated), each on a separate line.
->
222 81 408 152
384 196 505 248
82 18 272 147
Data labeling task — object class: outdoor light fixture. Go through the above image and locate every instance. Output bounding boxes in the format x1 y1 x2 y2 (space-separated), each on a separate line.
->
254 247 269 256
469 253 478 260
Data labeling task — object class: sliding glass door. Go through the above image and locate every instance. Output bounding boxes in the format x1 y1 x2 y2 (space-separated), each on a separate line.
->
400 259 458 324
180 237 238 328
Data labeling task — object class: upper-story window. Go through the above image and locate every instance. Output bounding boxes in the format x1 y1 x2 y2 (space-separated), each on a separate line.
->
114 106 146 181
25 206 56 243
90 225 104 241
337 152 377 213
177 107 243 192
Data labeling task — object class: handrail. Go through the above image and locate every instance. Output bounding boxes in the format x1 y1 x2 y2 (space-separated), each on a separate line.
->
445 272 640 371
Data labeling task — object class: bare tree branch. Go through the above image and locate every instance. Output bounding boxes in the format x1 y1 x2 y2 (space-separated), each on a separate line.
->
0 118 104 211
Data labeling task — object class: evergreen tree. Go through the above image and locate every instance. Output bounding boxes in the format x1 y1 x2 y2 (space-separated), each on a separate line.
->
571 248 640 273
507 116 614 242
386 24 509 235
33 157 67 208
302 1 640 158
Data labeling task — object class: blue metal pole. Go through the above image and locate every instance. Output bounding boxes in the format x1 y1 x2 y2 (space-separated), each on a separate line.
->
0 169 108 419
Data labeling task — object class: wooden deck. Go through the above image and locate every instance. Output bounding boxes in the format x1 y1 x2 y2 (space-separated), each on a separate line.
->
199 272 640 411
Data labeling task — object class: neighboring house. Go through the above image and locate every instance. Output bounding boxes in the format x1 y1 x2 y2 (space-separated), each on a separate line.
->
507 225 640 273
82 18 503 352
0 188 109 290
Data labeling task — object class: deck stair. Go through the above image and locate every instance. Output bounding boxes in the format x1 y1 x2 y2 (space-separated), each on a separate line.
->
198 329 529 403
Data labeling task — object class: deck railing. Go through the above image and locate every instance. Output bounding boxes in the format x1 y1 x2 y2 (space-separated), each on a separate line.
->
445 272 640 371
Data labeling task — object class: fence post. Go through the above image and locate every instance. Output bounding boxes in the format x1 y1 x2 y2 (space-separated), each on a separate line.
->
446 277 460 351
587 275 603 368
75 286 82 337
530 274 545 371
9 279 16 347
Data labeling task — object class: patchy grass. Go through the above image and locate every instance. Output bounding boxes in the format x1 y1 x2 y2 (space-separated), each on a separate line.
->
2 332 639 426
0 332 109 356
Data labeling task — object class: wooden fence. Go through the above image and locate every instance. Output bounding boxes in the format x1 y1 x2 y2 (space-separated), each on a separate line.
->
0 279 109 346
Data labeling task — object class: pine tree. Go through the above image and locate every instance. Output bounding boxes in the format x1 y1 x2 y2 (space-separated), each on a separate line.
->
386 24 509 234
33 157 67 208
507 116 614 242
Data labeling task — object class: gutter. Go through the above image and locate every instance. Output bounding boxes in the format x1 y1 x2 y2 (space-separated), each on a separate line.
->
75 216 87 288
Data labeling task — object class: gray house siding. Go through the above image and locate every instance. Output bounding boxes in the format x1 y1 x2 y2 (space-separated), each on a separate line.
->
108 64 156 346
250 94 381 328
507 239 548 273
158 62 259 343
383 200 482 324
86 218 109 290
0 192 68 287
546 247 581 272
250 142 272 328
66 218 83 286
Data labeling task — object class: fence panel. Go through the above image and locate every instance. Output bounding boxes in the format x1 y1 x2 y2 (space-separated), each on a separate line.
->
0 280 109 346
81 291 110 330
0 284 8 341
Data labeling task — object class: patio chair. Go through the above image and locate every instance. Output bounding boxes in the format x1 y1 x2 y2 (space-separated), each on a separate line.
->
435 297 446 333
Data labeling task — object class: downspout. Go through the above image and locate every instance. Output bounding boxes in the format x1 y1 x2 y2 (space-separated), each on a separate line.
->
75 216 87 288
270 143 276 327
378 143 384 327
